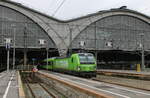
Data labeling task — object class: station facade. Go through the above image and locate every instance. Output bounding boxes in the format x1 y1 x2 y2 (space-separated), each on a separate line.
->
0 1 150 69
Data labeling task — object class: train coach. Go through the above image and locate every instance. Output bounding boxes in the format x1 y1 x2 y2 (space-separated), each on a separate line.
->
40 53 97 77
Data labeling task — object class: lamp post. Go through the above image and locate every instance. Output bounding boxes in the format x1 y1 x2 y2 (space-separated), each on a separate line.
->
46 47 49 70
95 24 97 62
69 26 72 56
11 24 16 70
5 38 11 72
7 45 10 72
23 27 27 70
139 33 145 71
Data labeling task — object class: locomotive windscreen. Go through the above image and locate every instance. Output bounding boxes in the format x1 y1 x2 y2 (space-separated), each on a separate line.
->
78 53 95 64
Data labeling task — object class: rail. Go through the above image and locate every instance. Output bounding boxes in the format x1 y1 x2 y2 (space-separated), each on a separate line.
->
38 71 112 98
97 70 150 80
22 72 56 98
96 70 150 91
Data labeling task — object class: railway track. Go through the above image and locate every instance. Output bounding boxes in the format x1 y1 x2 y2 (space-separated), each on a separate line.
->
39 70 150 91
97 70 150 80
22 72 56 98
93 75 150 91
96 70 150 91
40 70 150 98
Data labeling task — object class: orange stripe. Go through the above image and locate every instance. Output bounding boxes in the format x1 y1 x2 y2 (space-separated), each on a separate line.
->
37 71 112 98
17 71 25 98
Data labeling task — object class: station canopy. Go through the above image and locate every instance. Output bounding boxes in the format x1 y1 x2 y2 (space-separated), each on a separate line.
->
10 0 150 20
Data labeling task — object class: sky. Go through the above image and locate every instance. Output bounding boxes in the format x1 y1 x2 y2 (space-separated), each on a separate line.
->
11 0 150 20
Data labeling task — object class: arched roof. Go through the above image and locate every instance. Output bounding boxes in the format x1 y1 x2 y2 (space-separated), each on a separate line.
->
0 0 68 52
67 9 150 47
2 1 150 23
1 0 150 55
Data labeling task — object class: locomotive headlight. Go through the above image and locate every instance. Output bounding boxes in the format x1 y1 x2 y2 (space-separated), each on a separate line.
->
77 66 80 70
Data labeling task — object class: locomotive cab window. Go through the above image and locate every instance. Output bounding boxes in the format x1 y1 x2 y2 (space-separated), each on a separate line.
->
78 53 95 64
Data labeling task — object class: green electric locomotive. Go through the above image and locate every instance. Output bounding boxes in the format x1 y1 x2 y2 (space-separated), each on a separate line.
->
40 53 97 77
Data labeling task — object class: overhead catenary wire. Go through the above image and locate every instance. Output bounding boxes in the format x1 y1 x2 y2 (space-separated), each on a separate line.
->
52 0 67 17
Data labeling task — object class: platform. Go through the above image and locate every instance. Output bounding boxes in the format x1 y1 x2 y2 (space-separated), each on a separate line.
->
0 70 19 98
97 69 150 80
38 70 150 98
97 69 150 75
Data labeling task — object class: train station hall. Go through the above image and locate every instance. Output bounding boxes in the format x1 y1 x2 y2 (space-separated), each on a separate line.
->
0 0 150 70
